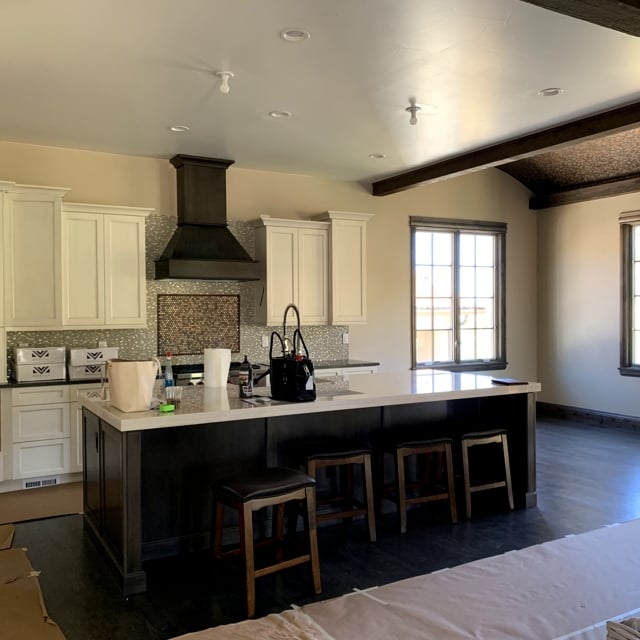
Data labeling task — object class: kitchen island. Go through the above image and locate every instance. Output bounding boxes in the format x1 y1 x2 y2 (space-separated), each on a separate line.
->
81 370 540 595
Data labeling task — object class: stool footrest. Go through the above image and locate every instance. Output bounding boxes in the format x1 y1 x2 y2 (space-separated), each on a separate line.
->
253 554 311 579
469 481 508 493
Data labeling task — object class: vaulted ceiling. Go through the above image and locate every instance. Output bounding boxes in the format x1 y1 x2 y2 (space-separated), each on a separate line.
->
1 0 640 210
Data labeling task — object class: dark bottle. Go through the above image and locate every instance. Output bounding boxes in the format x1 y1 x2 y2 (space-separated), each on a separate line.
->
238 355 254 398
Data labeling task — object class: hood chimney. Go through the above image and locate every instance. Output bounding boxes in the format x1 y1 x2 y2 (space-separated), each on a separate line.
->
154 155 259 281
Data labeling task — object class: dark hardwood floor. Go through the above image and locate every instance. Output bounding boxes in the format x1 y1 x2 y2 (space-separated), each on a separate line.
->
12 417 640 640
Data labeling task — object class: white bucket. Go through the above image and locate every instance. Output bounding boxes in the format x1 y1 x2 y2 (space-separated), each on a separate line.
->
106 358 160 412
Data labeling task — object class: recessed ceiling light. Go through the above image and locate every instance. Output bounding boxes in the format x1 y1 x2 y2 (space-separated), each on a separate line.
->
368 153 386 159
169 125 190 133
269 110 292 118
538 87 563 97
280 28 310 42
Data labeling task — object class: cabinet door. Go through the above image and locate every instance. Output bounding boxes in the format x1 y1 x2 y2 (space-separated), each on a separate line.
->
62 210 105 325
11 403 70 442
104 215 146 326
265 226 298 324
4 187 66 327
12 439 70 478
83 409 102 529
330 217 368 324
298 227 328 325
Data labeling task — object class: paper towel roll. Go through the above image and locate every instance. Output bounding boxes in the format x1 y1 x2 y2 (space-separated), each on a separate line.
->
204 348 231 388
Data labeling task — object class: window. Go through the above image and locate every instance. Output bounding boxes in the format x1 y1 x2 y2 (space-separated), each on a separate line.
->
620 211 640 376
411 217 506 371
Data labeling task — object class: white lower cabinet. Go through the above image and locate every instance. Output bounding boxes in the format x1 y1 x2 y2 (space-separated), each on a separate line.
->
0 383 104 483
10 386 71 479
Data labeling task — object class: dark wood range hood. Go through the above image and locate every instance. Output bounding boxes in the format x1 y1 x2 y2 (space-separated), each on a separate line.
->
155 154 259 281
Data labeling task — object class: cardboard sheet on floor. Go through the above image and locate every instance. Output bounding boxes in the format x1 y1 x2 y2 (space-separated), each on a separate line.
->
303 519 640 640
0 547 66 640
0 523 15 549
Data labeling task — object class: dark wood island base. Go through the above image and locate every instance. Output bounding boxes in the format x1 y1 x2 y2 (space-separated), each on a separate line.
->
82 372 539 595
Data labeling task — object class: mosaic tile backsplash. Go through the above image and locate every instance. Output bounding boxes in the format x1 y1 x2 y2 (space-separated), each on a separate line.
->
6 214 348 372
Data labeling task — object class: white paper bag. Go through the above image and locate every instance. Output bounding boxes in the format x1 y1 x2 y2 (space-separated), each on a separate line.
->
106 359 160 412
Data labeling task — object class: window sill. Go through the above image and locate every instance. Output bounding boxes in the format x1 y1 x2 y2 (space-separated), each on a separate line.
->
619 366 640 378
414 361 507 373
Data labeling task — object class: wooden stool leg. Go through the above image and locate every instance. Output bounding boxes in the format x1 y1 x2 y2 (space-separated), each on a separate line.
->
241 503 256 618
344 463 354 525
363 454 377 542
304 486 322 594
462 441 472 519
213 501 225 559
396 449 408 534
501 435 515 510
275 503 285 563
444 443 458 523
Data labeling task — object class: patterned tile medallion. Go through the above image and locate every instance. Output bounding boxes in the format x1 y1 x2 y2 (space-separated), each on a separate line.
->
157 294 240 355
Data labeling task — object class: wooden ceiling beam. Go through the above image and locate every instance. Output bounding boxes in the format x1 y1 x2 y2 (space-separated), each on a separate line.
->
519 1 640 37
371 100 640 197
530 174 640 210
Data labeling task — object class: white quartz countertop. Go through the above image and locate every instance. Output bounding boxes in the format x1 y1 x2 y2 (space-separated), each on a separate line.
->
81 371 541 432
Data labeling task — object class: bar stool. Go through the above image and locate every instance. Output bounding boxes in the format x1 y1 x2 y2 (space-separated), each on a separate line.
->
461 429 514 518
383 436 458 534
296 438 376 542
211 466 322 617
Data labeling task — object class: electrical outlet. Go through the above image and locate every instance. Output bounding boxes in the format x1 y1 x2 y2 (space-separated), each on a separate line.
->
261 335 270 348
98 341 107 348
342 333 349 344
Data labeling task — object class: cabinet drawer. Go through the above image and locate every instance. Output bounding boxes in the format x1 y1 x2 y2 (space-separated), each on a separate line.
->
12 439 70 479
12 404 71 442
11 386 69 406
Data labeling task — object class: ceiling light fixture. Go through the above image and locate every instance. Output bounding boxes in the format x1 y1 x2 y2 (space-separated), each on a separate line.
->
405 97 421 125
169 125 190 133
269 110 292 118
280 28 311 42
368 153 386 159
538 87 563 97
215 71 234 94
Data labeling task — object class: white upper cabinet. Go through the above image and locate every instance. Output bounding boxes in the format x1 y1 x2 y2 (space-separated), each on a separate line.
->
3 185 69 328
62 203 150 328
254 216 329 326
317 211 373 324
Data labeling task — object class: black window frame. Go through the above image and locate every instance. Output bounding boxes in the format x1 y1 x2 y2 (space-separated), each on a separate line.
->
410 216 507 372
620 210 640 377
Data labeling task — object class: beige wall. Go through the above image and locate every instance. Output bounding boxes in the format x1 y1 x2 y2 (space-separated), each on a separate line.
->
0 141 538 379
537 193 640 417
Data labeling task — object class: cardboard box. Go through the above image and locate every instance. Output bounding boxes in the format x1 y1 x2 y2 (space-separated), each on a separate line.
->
14 347 66 365
69 347 119 366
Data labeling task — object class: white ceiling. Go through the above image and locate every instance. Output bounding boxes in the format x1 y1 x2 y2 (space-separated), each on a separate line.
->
2 0 640 184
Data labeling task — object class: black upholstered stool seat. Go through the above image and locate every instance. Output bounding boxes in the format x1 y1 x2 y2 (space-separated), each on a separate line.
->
296 437 377 543
215 467 315 502
211 466 321 617
382 433 458 533
461 429 514 518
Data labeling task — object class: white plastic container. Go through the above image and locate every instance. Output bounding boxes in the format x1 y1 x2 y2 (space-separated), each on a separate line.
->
68 364 106 380
16 362 67 382
14 346 66 365
69 347 119 366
